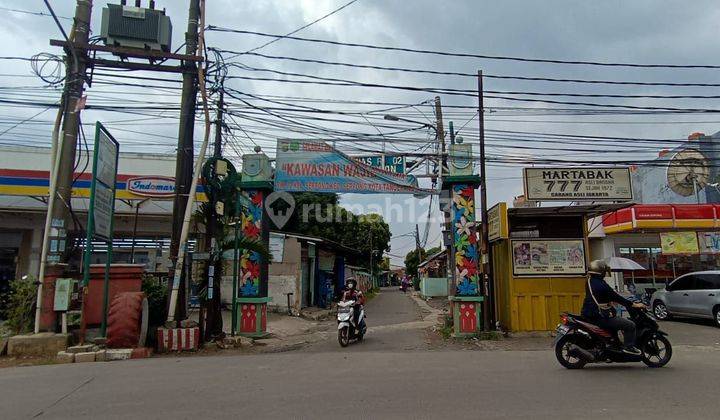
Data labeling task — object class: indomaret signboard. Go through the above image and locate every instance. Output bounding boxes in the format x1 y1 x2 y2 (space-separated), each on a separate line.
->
275 139 431 194
523 167 632 201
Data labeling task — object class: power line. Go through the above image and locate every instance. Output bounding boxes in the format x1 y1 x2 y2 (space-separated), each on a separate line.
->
208 27 720 69
0 5 72 20
217 50 720 87
240 0 361 55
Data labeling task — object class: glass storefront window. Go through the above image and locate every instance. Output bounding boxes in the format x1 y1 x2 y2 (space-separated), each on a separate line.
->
618 244 720 288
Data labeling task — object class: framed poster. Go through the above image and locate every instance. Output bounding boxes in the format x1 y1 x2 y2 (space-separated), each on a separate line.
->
660 232 699 254
697 232 720 254
512 239 586 276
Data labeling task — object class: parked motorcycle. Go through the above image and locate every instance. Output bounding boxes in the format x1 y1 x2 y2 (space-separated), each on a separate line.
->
337 300 366 347
554 306 672 369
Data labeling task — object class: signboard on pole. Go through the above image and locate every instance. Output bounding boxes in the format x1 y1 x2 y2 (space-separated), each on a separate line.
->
523 167 632 201
487 202 508 242
275 139 431 194
82 122 119 337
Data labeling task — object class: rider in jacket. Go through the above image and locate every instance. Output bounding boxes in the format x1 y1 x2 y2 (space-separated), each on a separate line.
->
581 260 645 356
342 278 365 326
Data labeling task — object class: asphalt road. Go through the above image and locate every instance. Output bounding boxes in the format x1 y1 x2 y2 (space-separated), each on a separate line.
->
303 287 429 352
2 289 720 419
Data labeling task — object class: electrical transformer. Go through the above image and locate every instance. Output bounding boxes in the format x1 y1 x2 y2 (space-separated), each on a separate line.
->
101 2 172 52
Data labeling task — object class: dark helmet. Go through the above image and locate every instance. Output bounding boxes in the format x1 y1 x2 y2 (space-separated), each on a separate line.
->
346 278 357 289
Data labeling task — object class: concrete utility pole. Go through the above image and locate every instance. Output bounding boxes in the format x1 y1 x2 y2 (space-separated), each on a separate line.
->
204 90 224 340
49 0 92 260
168 0 201 322
435 96 454 297
477 70 494 330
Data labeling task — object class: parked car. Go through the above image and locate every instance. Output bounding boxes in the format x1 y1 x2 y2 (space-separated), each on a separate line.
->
651 271 720 328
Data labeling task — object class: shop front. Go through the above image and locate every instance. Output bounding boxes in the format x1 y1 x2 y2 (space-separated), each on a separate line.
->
595 204 720 293
490 203 628 332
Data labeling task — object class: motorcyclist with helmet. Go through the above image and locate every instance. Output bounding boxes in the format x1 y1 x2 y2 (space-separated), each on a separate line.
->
581 260 646 356
342 278 365 327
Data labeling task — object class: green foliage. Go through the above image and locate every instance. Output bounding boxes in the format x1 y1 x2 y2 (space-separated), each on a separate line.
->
219 236 272 263
404 246 443 278
276 192 391 272
141 274 167 328
439 315 454 339
2 277 38 334
404 248 427 278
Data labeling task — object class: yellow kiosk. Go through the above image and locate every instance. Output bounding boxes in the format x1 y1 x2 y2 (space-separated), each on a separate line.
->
489 203 628 331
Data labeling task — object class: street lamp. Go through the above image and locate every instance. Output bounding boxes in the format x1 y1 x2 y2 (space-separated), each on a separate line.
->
383 114 437 132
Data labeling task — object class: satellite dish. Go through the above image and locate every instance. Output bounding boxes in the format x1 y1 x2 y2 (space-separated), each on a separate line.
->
666 149 710 197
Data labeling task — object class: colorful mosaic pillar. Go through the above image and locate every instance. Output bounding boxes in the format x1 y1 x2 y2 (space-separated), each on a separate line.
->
236 186 272 337
446 177 484 337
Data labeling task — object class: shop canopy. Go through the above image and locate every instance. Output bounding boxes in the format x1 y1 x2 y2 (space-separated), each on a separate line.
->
602 204 720 233
508 203 632 219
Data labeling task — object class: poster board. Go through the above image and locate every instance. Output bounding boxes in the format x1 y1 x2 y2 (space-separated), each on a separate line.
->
512 239 586 276
488 202 508 242
698 231 720 253
660 231 699 254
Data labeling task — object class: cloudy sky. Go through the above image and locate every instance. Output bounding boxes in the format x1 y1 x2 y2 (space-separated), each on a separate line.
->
3 0 720 265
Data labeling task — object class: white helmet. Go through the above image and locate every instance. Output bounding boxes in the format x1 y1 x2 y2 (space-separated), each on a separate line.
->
588 259 611 276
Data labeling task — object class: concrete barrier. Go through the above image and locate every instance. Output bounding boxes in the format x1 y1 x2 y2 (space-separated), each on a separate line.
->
7 333 70 357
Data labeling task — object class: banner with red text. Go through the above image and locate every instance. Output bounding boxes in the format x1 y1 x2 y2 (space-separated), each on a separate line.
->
274 139 431 194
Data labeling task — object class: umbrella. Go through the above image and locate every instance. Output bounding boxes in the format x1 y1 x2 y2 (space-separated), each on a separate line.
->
603 256 646 271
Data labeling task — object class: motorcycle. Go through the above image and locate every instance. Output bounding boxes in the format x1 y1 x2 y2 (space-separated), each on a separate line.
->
554 306 672 369
337 300 366 347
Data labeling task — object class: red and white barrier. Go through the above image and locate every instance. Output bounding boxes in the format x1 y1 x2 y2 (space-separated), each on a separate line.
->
156 327 200 352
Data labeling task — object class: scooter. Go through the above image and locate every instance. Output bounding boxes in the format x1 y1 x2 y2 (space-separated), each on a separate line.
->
554 306 672 369
337 300 366 347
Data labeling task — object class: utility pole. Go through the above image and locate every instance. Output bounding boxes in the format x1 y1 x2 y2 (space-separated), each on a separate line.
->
204 90 224 340
35 0 92 333
168 0 200 323
369 231 373 282
49 0 92 260
478 70 494 331
435 96 455 299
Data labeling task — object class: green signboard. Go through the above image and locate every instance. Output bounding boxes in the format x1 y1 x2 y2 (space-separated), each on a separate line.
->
82 122 119 336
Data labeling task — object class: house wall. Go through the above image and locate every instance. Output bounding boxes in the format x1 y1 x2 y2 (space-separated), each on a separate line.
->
420 277 447 297
268 237 302 313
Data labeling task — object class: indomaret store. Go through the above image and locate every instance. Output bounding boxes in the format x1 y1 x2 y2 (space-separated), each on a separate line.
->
591 204 720 291
0 145 204 288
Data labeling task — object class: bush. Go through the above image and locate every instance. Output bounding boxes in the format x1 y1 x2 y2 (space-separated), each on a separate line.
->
141 274 168 328
3 277 38 334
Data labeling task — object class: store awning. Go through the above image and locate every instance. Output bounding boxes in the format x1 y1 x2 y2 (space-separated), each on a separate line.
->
508 203 633 219
602 204 720 233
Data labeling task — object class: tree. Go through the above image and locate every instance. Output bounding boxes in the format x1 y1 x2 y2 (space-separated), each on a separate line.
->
404 246 442 278
404 248 426 279
274 192 391 272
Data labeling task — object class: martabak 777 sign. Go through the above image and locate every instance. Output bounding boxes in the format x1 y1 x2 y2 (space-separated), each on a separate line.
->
523 167 633 202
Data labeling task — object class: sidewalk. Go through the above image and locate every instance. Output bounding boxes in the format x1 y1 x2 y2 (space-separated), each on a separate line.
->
185 308 334 354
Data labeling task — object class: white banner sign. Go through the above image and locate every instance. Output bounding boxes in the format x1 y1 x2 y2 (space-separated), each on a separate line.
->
93 183 114 240
523 167 632 201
